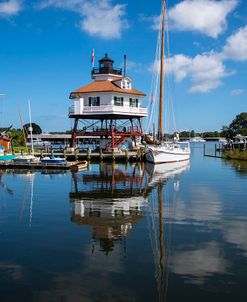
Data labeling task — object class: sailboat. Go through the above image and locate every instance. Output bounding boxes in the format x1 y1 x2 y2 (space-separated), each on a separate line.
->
145 0 190 164
14 100 39 163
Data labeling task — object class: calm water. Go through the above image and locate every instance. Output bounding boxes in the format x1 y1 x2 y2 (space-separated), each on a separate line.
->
0 143 247 302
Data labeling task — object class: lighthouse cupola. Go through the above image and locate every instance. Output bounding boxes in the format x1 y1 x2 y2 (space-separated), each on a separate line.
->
92 53 122 80
99 53 114 71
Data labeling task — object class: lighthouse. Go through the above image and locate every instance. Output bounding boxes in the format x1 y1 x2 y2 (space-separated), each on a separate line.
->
69 54 148 150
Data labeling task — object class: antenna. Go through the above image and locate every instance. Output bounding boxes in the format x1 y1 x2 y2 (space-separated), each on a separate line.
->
124 54 127 77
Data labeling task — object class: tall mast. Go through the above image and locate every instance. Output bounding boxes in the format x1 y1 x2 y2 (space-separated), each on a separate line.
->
28 99 34 155
159 0 166 142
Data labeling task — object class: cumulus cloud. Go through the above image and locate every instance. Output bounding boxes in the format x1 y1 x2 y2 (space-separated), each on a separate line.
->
168 0 238 38
170 242 229 284
222 25 247 61
0 0 23 17
164 52 233 93
38 0 128 39
222 220 247 256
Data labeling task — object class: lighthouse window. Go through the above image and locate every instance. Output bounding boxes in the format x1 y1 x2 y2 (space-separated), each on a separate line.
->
114 96 124 106
89 97 100 106
129 98 138 107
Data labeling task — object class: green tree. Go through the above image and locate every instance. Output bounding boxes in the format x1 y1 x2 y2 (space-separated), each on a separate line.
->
229 112 247 136
8 128 25 146
23 123 42 135
221 126 231 138
190 130 195 138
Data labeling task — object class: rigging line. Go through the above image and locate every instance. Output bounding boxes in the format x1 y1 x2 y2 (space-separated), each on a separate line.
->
18 105 28 153
146 5 163 133
165 10 177 134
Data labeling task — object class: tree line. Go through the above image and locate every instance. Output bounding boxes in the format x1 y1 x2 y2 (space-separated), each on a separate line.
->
179 112 247 139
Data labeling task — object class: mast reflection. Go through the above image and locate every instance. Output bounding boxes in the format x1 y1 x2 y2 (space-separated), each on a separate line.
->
144 161 189 301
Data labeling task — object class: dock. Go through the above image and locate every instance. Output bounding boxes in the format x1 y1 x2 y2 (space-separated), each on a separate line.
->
0 149 145 170
0 161 72 170
34 150 144 162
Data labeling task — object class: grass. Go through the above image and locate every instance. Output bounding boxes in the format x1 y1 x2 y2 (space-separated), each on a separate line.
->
222 149 247 161
12 146 40 154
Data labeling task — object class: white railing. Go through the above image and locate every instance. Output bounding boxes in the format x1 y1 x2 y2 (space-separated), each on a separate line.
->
69 105 148 116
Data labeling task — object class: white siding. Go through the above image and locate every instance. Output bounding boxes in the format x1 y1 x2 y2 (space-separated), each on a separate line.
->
74 98 84 114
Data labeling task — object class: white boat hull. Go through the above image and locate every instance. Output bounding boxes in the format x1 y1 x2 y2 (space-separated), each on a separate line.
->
145 144 190 164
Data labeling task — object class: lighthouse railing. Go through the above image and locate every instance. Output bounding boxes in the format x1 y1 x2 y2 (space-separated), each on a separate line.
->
69 104 148 116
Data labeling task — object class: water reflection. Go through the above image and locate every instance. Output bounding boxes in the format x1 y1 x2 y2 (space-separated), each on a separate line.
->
0 169 13 195
69 161 190 300
2 155 247 301
70 163 148 255
224 159 247 176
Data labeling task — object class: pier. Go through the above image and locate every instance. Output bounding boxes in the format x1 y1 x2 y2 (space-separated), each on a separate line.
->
0 149 146 170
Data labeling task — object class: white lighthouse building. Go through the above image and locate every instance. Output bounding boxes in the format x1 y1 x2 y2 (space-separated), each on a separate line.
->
69 54 148 149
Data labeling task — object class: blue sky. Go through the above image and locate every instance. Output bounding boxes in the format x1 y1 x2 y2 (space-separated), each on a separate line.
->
0 0 246 132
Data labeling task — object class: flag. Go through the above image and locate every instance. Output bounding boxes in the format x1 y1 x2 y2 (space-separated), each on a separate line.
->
91 49 95 67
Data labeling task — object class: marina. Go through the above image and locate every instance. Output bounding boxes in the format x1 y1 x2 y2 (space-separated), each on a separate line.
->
1 0 247 301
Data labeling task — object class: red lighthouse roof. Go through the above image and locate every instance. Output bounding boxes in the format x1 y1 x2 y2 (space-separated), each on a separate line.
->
70 80 146 99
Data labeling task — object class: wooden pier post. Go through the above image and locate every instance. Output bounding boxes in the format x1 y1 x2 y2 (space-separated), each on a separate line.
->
140 147 144 161
100 149 103 161
111 149 115 162
215 144 217 157
203 143 206 156
136 149 141 161
125 149 129 162
87 147 91 161
74 148 79 161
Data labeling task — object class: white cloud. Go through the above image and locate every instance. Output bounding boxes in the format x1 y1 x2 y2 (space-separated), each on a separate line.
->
38 0 128 39
168 0 238 38
170 242 229 284
230 89 244 96
222 221 247 256
165 52 233 93
0 0 23 17
222 25 247 61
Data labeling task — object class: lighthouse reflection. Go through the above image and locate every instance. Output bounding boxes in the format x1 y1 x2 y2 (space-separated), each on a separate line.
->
70 163 148 255
69 161 190 256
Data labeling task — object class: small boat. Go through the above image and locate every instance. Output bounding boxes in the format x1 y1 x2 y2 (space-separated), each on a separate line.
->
41 156 67 166
13 155 40 163
219 138 227 144
189 136 206 143
71 160 88 172
27 139 49 149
